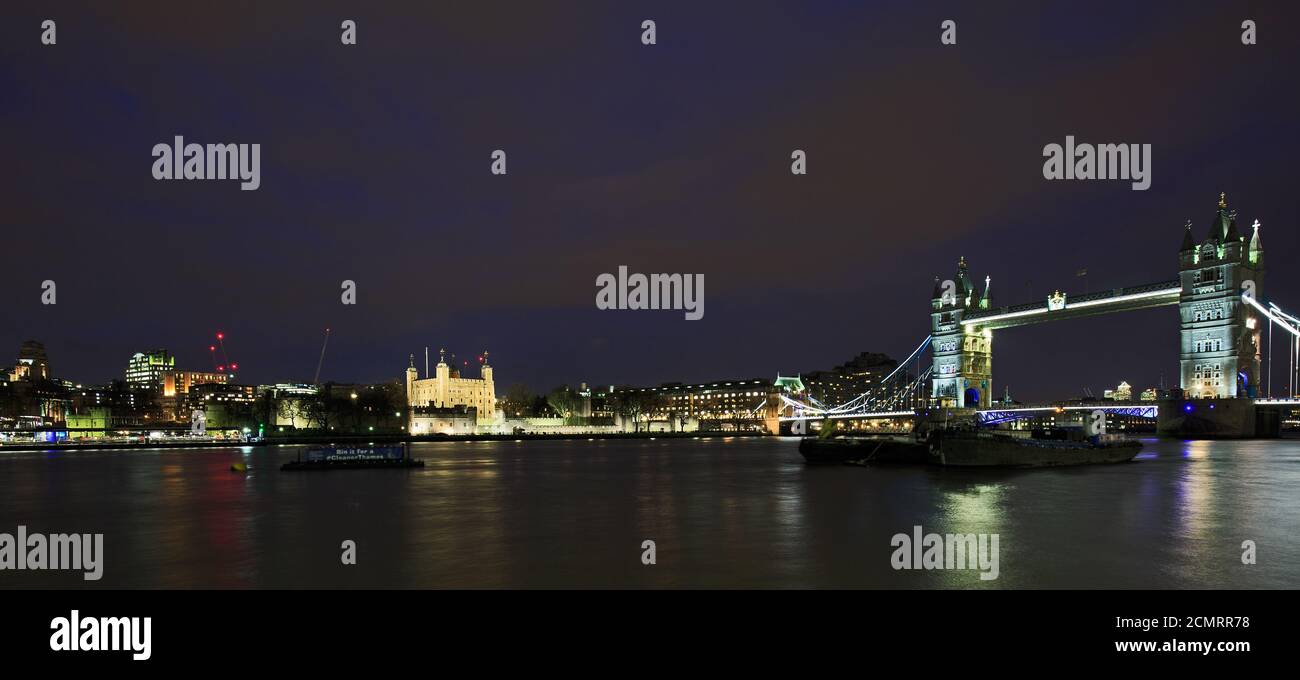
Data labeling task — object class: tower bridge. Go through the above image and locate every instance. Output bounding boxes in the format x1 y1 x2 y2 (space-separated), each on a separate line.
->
931 193 1264 409
776 194 1300 438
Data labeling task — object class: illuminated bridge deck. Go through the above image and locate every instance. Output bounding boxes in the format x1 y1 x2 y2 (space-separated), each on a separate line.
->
962 280 1181 330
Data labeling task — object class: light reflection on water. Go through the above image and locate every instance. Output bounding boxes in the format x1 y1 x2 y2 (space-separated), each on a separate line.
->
1 436 1298 588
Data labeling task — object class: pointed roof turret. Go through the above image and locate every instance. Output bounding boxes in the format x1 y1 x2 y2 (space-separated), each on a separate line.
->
1180 219 1195 251
932 276 944 300
1207 192 1232 241
1249 219 1263 264
956 256 975 298
1225 209 1241 242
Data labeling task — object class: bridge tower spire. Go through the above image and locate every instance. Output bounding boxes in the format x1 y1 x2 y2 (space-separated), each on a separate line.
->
1249 219 1264 265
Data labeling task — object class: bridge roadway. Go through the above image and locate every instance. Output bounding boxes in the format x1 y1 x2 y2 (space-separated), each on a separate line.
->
961 280 1181 330
778 402 1161 422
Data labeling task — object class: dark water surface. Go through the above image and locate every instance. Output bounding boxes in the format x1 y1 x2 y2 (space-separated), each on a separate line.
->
1 437 1297 588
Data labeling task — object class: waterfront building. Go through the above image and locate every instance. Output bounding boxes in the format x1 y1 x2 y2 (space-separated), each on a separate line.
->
405 349 497 425
801 351 901 408
63 406 146 437
607 378 773 431
190 383 257 428
159 370 231 421
1 340 69 426
64 407 111 433
190 382 255 406
409 405 478 435
9 340 51 381
72 380 145 412
259 383 321 430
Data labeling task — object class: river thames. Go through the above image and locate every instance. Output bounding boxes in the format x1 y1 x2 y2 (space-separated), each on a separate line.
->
1 436 1297 588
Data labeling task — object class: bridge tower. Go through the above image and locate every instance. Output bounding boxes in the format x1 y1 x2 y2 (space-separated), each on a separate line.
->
1177 193 1264 398
930 257 993 408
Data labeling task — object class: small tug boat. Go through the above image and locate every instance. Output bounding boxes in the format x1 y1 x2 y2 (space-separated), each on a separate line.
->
281 443 424 471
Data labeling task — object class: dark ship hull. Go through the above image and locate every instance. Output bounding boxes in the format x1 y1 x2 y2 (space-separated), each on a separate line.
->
929 431 1142 467
798 436 929 465
800 428 1143 468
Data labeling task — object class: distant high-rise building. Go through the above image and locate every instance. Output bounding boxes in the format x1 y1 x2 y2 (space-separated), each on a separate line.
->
801 351 901 408
125 350 175 389
1103 381 1133 401
162 370 228 397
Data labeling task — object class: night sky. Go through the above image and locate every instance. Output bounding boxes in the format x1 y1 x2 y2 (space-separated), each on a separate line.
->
2 2 1298 402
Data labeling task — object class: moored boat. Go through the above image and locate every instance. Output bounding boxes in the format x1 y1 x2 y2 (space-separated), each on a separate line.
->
281 443 424 471
798 435 929 465
928 428 1141 467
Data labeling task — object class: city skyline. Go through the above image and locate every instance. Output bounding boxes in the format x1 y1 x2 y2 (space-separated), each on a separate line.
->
3 3 1299 402
0 329 1178 400
3 2 1299 650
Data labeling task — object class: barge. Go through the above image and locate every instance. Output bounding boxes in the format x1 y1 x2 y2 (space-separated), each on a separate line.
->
281 443 424 471
799 424 1142 468
927 428 1142 467
798 435 928 465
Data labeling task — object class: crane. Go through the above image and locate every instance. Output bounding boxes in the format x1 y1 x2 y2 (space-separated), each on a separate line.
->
313 328 331 384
